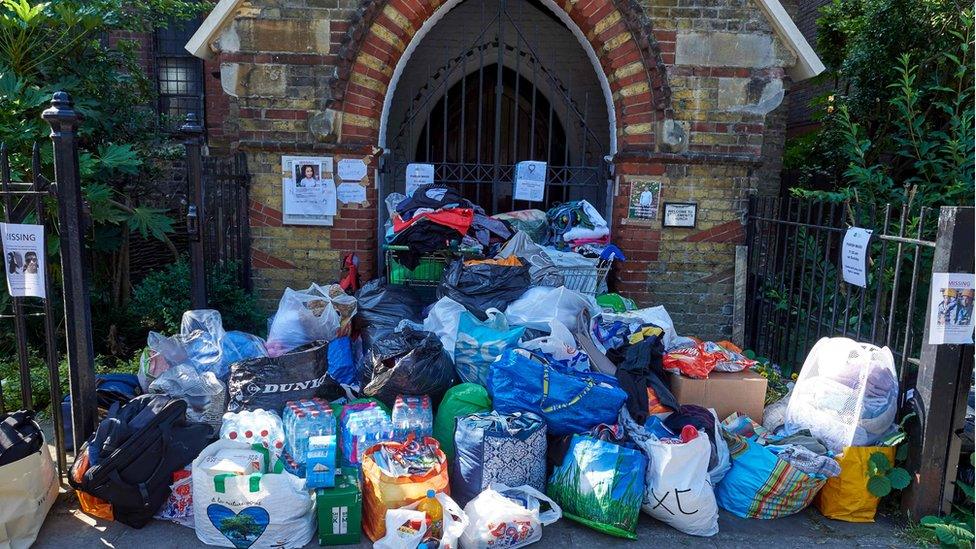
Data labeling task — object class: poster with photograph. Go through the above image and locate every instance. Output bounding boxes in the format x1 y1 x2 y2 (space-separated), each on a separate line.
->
927 272 975 345
281 156 337 226
628 180 661 220
0 223 45 298
513 161 546 202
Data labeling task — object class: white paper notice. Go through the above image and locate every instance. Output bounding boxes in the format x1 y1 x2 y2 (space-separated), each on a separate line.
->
0 223 45 298
405 163 435 196
336 159 367 181
514 161 546 202
281 155 334 226
928 272 975 345
337 182 367 205
841 227 872 287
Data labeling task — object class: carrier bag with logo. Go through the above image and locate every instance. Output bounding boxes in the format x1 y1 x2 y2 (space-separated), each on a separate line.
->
487 349 626 436
546 433 647 539
454 309 525 386
376 492 469 549
459 483 561 549
620 408 718 537
452 411 546 506
0 411 59 549
193 439 315 549
227 342 342 412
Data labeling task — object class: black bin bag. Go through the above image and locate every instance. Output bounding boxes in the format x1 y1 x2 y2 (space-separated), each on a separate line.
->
227 342 344 412
354 278 426 348
359 327 456 407
436 259 530 320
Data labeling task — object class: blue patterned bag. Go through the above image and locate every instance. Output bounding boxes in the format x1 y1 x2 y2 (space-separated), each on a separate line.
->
451 411 547 505
454 309 524 386
487 348 627 436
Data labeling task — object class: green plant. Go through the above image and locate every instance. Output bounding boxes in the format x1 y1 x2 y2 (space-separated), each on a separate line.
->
920 454 975 548
866 451 911 497
127 257 265 338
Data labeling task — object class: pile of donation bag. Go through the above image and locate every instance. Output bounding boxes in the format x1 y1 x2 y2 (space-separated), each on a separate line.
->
62 187 904 547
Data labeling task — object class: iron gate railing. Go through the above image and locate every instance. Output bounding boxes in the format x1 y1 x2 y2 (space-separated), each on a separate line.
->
0 143 66 475
744 196 938 381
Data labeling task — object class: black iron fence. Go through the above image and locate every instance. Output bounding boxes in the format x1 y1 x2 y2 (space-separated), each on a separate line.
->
744 196 975 516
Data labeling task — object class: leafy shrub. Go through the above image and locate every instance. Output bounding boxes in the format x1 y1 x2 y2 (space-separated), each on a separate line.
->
128 257 265 338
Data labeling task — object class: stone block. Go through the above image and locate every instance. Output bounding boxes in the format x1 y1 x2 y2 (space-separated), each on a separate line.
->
233 17 331 54
717 77 784 115
220 63 287 98
675 32 776 68
309 109 342 142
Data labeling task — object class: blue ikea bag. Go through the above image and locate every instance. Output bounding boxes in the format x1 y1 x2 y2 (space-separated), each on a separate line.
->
487 348 627 436
454 309 525 386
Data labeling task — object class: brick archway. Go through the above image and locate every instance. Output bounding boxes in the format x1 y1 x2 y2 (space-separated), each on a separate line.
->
328 0 672 153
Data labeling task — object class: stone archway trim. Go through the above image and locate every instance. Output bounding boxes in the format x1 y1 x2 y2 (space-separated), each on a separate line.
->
331 0 672 152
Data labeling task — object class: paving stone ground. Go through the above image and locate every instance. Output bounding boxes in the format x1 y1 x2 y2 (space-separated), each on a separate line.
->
34 488 916 549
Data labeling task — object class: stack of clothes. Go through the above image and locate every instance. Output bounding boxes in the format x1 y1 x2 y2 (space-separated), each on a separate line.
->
546 200 610 249
388 185 513 268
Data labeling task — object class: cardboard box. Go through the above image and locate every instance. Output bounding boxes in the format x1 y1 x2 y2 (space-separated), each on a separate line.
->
669 370 768 422
316 467 362 546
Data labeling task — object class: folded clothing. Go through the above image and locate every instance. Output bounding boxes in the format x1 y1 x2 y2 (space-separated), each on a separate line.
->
774 445 841 478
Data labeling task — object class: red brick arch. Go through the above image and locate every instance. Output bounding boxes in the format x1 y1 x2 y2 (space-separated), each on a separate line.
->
328 0 672 152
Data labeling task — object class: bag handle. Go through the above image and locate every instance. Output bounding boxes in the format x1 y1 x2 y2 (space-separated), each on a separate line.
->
540 365 596 414
489 483 562 526
214 472 262 494
250 443 284 474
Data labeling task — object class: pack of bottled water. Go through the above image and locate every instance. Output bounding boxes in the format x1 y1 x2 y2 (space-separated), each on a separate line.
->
282 398 335 465
340 404 394 467
391 395 433 441
219 409 285 456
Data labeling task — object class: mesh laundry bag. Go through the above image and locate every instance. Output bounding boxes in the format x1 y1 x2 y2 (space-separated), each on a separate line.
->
785 337 898 454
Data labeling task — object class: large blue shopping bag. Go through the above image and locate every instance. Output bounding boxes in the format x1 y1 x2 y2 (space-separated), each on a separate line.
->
487 349 626 436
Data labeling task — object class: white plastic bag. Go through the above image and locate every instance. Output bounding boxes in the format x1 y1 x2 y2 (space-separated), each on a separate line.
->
0 433 58 549
460 484 561 549
620 409 718 537
373 509 428 549
193 439 314 549
785 337 899 453
423 297 467 356
266 283 356 357
504 286 598 332
380 492 469 549
149 364 227 430
520 319 590 371
762 389 792 432
708 408 731 486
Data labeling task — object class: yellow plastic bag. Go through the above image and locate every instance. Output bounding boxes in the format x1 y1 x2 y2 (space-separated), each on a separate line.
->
815 446 895 522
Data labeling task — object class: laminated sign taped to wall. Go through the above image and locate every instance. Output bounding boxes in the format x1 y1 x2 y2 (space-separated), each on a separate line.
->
0 223 45 298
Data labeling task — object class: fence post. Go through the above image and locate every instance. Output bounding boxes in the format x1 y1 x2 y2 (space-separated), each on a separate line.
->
42 92 97 451
903 206 975 517
182 113 206 309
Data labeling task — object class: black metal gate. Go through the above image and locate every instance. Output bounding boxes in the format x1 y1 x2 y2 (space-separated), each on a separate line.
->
381 0 610 219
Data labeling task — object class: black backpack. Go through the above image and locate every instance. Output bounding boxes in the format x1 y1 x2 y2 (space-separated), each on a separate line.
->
0 410 44 467
68 394 214 528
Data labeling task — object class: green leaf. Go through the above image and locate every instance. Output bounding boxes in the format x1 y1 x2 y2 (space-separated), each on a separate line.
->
94 143 140 175
743 349 756 359
955 480 975 502
126 207 174 241
867 475 892 497
895 443 908 461
887 467 911 490
869 451 893 473
920 515 943 526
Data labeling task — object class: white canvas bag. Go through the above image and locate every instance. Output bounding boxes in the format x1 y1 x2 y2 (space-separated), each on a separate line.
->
0 434 58 549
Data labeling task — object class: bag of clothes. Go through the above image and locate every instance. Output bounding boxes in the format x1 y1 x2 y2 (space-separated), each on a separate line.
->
452 411 547 506
437 259 530 320
359 328 456 407
454 310 525 386
460 484 561 549
265 284 356 357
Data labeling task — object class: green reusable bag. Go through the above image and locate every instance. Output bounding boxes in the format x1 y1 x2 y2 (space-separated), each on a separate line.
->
432 383 491 460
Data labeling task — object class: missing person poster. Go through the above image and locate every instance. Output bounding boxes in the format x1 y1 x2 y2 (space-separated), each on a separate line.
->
281 155 337 226
927 272 975 345
0 223 45 298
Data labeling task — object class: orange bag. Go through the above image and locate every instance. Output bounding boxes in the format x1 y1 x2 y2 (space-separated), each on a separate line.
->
815 446 895 522
71 452 114 521
361 437 450 541
663 343 719 379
